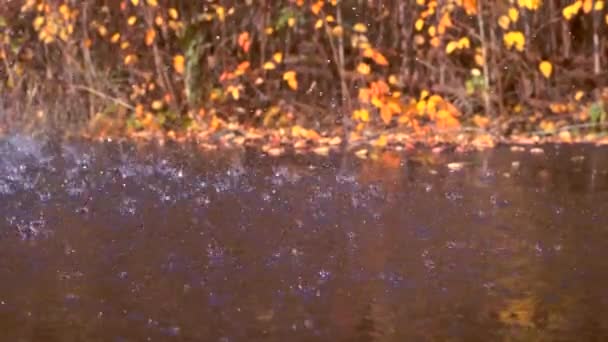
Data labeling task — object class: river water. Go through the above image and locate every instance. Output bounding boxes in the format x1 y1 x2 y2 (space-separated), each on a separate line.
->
0 135 607 341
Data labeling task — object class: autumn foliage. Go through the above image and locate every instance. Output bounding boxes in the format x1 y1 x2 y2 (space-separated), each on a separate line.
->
1 0 607 143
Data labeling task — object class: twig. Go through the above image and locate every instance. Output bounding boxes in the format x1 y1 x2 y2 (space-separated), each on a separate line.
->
71 85 134 111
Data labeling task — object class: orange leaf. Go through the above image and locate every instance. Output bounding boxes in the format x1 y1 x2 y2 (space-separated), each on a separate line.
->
144 28 156 46
237 31 251 53
173 54 185 75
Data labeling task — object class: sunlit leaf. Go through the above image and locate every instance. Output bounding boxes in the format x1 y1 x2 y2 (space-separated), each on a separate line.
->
507 8 519 23
146 0 158 7
503 31 525 51
168 8 179 20
353 23 367 33
173 54 185 75
356 62 371 75
498 15 510 30
283 70 298 90
145 28 156 46
539 60 552 78
563 1 582 20
263 61 276 70
127 16 137 26
311 1 324 15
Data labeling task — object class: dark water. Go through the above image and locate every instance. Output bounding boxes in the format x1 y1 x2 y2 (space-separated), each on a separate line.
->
1 135 608 341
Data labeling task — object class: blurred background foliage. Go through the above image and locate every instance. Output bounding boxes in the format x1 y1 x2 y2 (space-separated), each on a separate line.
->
0 0 607 140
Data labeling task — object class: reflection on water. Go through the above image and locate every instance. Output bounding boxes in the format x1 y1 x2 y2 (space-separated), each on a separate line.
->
0 135 607 341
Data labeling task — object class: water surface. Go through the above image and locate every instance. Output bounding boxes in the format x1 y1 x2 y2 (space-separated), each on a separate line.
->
1 135 607 341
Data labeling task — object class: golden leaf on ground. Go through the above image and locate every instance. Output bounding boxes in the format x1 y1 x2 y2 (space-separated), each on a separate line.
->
539 60 552 78
130 0 139 5
127 16 137 26
415 19 424 31
473 114 489 128
373 135 388 147
146 0 158 7
313 146 330 156
273 52 283 63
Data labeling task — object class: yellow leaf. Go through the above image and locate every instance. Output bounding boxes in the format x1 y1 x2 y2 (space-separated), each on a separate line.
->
110 33 121 43
151 100 164 110
215 6 226 22
508 8 519 22
596 0 604 10
273 52 283 63
263 61 276 70
539 60 552 78
283 70 298 90
146 0 158 7
356 62 371 75
575 90 585 101
98 25 108 37
518 0 542 10
446 41 458 54
353 23 367 33
168 8 179 20
315 19 323 29
503 31 525 51
563 1 582 20
130 0 139 5
498 15 510 30
458 37 470 49
415 19 424 31
353 108 370 122
173 54 185 74
373 135 388 147
583 0 593 13
288 17 296 27
127 16 137 26
124 54 137 65
33 16 45 31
